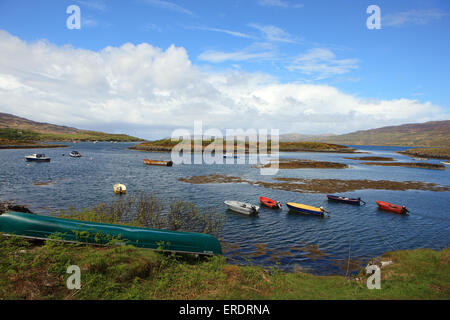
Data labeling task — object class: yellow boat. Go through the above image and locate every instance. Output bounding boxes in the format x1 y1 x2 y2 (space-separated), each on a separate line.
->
286 202 325 216
113 183 127 194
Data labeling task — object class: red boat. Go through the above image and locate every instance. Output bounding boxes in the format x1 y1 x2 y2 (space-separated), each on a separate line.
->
259 197 282 209
376 201 409 214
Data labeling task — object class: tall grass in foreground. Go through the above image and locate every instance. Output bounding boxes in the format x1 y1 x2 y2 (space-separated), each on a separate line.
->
53 193 226 237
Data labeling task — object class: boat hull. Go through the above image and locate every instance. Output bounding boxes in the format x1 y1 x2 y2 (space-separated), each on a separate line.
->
286 202 324 216
0 211 222 255
376 201 408 214
25 157 50 162
144 159 173 166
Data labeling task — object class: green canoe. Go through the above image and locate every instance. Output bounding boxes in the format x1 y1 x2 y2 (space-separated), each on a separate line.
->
0 211 222 255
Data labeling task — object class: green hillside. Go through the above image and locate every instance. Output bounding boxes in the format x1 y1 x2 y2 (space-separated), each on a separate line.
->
320 120 450 147
0 113 143 143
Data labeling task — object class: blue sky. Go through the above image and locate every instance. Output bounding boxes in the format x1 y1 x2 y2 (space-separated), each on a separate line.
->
0 0 449 138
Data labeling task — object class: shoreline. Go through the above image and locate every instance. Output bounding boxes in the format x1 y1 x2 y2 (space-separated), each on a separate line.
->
0 233 448 299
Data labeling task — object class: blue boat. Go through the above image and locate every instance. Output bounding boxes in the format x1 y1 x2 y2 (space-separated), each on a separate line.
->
286 202 326 216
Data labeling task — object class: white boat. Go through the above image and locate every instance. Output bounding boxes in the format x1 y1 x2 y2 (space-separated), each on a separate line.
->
69 151 82 158
442 161 450 165
25 154 51 162
224 200 259 216
113 183 127 194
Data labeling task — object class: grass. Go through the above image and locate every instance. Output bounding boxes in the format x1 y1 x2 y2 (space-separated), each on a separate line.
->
0 235 448 300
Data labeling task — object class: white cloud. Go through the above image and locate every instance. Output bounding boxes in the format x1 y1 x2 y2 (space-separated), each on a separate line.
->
384 9 448 27
248 23 300 43
142 0 194 16
76 0 108 11
0 30 446 138
288 48 358 79
257 0 303 9
187 26 251 39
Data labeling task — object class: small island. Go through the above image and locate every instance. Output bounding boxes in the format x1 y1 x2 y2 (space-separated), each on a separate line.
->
344 156 395 161
255 159 348 169
398 147 450 160
129 139 357 153
361 162 446 170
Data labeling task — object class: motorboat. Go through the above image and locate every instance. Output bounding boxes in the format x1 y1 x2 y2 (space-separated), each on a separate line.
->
25 154 51 162
224 200 259 216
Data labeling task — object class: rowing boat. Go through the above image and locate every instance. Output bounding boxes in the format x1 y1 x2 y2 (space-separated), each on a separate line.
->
0 211 222 255
376 201 408 214
259 196 282 209
327 194 365 205
144 159 173 166
286 202 326 216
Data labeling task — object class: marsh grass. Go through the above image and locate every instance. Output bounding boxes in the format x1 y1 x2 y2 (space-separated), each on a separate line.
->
53 193 226 237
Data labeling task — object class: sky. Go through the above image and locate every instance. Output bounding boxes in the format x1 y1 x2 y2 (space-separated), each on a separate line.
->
0 0 449 139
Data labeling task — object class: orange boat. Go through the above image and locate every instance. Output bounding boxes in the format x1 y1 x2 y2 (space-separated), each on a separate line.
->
376 201 409 214
144 159 173 167
259 196 282 209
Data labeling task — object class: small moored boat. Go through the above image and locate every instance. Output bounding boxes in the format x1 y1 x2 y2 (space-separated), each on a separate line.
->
286 202 327 216
376 201 408 214
259 196 282 209
223 153 238 159
441 161 450 165
25 154 51 162
224 201 259 216
144 159 173 167
0 211 221 255
327 194 365 205
69 151 82 158
113 183 127 194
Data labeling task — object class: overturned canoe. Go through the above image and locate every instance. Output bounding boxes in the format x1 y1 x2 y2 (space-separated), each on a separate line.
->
0 211 222 255
144 159 173 167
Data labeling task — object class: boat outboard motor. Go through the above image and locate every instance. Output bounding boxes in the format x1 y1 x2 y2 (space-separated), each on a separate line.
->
276 201 282 209
250 205 257 215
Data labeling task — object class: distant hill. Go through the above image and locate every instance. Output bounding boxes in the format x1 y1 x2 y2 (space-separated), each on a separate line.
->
280 133 335 142
0 113 142 142
320 120 450 147
281 120 450 147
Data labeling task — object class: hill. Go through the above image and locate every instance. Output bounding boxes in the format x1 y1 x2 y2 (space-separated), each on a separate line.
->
283 120 450 147
0 113 143 143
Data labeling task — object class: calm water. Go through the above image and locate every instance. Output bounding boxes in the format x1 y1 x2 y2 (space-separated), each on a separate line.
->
1 142 449 275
